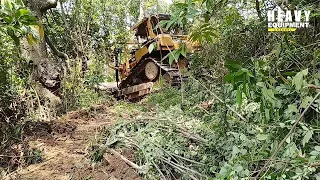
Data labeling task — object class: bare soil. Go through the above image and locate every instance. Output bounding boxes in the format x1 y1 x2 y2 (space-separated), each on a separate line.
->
5 106 141 180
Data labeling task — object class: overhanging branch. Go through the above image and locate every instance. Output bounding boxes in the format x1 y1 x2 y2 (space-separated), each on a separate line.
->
44 34 68 60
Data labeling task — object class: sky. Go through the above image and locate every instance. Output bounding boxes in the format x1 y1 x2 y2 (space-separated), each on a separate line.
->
163 0 173 4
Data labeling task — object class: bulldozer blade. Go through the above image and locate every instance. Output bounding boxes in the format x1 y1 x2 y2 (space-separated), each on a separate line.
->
116 82 153 100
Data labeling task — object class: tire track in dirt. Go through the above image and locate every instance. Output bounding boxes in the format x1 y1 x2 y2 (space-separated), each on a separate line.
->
5 106 141 180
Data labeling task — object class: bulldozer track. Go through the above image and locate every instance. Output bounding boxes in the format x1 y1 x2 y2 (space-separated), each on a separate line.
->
150 59 188 88
116 57 188 100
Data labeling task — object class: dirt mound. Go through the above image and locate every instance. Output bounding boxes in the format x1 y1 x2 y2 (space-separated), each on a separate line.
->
23 121 76 139
50 122 76 135
0 121 76 174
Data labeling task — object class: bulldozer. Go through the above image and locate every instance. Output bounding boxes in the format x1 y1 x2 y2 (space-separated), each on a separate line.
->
112 14 199 101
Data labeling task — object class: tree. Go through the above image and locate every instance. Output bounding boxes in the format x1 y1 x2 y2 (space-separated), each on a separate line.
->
22 0 62 108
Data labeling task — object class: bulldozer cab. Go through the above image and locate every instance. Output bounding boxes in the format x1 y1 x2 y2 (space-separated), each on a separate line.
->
132 14 171 39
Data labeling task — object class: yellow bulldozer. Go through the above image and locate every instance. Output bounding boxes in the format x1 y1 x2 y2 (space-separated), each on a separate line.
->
112 14 199 100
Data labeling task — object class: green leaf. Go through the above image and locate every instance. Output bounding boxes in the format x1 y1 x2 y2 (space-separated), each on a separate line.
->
235 69 245 77
224 74 234 83
225 60 242 71
3 16 13 24
310 151 320 156
165 19 175 30
244 83 250 97
301 96 313 109
180 45 187 57
256 82 265 88
265 109 270 121
257 134 268 141
232 146 240 156
292 69 308 91
7 29 20 46
148 43 156 54
169 53 175 65
4 0 13 11
286 136 291 144
20 14 38 24
246 71 254 78
315 146 320 151
287 104 298 113
275 43 281 58
167 50 179 67
15 9 30 18
302 130 313 147
261 87 276 106
301 125 309 131
236 87 242 105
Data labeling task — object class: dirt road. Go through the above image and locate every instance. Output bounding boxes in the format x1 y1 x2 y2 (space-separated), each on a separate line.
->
5 106 141 180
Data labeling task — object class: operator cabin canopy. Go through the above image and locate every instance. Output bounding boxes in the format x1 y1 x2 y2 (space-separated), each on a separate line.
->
131 14 171 38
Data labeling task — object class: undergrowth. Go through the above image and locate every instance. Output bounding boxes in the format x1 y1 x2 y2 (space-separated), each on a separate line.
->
91 73 320 179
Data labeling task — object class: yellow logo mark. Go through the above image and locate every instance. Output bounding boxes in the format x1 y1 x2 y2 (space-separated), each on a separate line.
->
268 28 297 32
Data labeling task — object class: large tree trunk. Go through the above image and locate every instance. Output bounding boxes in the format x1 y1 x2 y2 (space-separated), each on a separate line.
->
23 0 62 110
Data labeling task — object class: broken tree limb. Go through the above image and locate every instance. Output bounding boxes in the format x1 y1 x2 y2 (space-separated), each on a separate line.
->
175 129 208 143
106 149 142 170
190 77 248 122
308 84 320 89
311 161 320 167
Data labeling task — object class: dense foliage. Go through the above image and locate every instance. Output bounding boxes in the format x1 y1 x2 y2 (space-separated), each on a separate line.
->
0 0 41 171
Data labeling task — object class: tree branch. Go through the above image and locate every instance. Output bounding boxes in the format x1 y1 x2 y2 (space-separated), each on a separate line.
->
255 0 263 21
44 34 68 59
106 149 143 170
308 84 320 89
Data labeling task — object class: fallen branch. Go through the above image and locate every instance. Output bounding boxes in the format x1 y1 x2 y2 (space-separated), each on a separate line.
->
191 77 247 122
107 149 142 170
162 157 207 179
308 84 320 89
252 158 319 166
255 92 320 179
176 129 208 143
311 161 320 167
159 125 209 143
